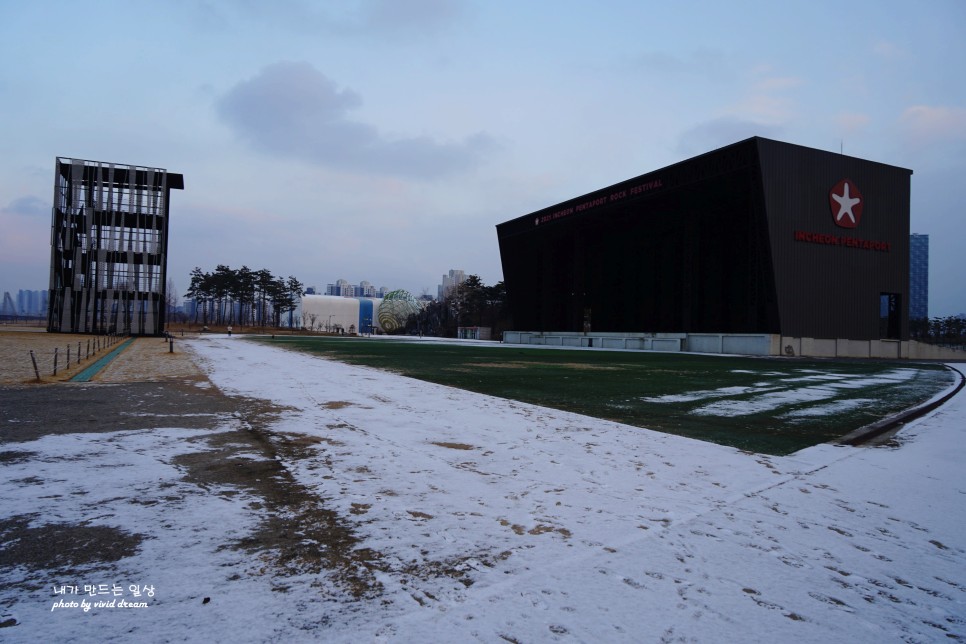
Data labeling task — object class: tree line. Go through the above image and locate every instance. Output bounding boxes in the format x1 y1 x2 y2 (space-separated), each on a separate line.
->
185 265 303 328
910 315 966 348
405 275 512 339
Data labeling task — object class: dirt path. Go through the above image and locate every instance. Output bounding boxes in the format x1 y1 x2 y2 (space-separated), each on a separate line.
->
0 330 385 636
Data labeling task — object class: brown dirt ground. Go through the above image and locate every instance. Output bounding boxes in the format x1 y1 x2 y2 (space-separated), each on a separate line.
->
0 326 205 385
0 326 429 607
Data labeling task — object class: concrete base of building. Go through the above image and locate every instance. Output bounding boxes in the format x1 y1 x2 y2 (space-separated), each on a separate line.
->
780 337 965 360
502 331 776 355
502 331 965 361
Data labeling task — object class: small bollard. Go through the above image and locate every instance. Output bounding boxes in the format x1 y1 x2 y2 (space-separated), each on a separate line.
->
169 339 174 353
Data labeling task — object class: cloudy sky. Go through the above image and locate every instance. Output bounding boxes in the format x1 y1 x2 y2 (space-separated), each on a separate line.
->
1 0 964 315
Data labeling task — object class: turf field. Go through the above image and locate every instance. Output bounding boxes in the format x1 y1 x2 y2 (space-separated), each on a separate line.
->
257 336 956 455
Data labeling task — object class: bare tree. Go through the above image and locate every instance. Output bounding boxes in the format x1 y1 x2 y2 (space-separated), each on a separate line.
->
165 279 180 323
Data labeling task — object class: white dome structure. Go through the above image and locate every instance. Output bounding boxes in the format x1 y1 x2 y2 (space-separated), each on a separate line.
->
300 295 382 334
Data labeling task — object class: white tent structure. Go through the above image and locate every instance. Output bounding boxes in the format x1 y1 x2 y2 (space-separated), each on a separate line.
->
299 295 382 334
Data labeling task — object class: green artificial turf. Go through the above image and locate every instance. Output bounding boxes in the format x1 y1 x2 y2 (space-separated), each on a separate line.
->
256 336 956 455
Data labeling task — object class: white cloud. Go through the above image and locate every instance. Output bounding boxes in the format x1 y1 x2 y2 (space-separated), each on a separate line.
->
899 105 966 146
676 117 782 156
1 195 48 217
361 0 465 35
629 47 733 81
835 112 871 136
186 0 466 40
872 39 907 60
732 68 803 124
216 61 496 179
732 93 797 124
753 76 803 92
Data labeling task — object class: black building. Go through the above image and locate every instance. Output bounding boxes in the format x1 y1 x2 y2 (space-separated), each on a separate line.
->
48 158 184 335
497 137 911 342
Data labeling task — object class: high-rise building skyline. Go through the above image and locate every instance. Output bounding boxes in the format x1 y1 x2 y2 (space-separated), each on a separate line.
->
438 269 466 300
325 279 389 298
1 289 47 318
19 289 48 317
910 233 929 320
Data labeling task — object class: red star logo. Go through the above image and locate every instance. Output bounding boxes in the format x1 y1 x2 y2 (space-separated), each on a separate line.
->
829 179 863 229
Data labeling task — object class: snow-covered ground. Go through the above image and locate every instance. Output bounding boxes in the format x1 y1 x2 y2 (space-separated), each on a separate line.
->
2 335 965 642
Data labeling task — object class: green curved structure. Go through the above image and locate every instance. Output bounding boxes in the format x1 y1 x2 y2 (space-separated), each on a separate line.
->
377 290 420 333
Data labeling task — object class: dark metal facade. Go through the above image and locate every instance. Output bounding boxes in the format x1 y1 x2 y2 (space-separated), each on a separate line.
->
48 158 184 335
496 137 912 341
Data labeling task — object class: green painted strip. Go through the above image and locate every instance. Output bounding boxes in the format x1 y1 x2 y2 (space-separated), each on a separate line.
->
70 338 136 382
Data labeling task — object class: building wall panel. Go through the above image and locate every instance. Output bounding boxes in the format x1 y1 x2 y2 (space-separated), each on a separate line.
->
756 139 911 340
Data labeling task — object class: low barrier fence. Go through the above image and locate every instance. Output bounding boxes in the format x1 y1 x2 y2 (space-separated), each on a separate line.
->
27 334 126 381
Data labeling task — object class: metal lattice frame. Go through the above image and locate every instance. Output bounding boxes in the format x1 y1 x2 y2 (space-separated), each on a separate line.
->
48 158 184 335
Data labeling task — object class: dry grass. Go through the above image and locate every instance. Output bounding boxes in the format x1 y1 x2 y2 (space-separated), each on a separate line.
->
431 442 476 450
0 328 95 384
94 335 207 384
0 326 206 385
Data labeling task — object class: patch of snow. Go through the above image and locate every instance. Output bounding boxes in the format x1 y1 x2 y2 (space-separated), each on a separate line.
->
692 385 840 416
2 334 964 643
780 398 876 419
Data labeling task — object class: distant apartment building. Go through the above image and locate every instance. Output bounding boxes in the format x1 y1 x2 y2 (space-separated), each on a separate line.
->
18 289 48 316
325 279 389 298
438 269 466 300
909 233 929 320
1 289 49 317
